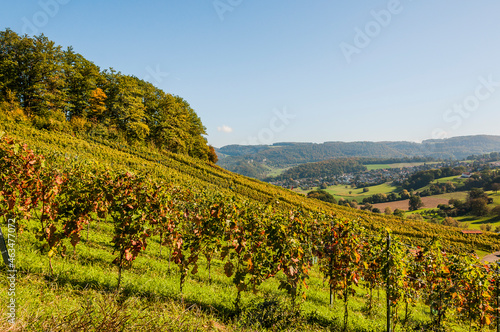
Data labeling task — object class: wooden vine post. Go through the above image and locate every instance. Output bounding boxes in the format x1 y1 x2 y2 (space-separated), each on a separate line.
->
497 263 500 332
386 233 391 332
330 219 334 307
0 226 10 266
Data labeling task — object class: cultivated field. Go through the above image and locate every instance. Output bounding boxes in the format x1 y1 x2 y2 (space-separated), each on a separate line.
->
365 161 440 170
371 192 468 211
295 182 400 202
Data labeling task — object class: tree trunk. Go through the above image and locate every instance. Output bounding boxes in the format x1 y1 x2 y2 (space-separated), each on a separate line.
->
180 271 183 295
168 248 172 270
158 232 163 258
116 252 124 291
49 255 53 278
369 286 373 316
403 301 409 327
343 288 349 332
235 289 242 313
207 259 212 284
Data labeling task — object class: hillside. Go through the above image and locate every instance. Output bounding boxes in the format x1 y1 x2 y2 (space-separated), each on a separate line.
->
217 136 500 178
2 120 498 253
2 121 500 331
0 29 217 163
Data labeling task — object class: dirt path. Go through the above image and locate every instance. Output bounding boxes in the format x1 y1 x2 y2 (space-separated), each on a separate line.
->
482 251 500 263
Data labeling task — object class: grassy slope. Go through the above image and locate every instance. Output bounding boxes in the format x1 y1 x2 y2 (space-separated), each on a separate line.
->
403 191 500 230
294 182 400 202
365 161 440 170
1 214 449 332
0 121 498 331
325 183 399 202
4 121 498 253
415 175 467 192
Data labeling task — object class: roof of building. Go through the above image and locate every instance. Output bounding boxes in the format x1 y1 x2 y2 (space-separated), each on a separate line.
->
461 230 483 234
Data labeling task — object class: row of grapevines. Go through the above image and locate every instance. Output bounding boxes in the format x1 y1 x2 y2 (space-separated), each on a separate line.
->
1 132 500 330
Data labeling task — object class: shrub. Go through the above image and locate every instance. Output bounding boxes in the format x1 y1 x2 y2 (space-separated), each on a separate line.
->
491 206 500 218
393 209 405 217
407 214 424 221
360 203 373 211
70 116 87 133
239 296 303 330
442 217 459 227
307 190 336 204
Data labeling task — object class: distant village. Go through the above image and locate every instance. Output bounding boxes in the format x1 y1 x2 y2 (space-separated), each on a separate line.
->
268 160 492 190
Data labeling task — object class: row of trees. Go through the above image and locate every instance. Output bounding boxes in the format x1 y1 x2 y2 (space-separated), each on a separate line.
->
463 169 500 192
468 152 500 162
0 29 216 162
402 167 464 190
436 188 499 218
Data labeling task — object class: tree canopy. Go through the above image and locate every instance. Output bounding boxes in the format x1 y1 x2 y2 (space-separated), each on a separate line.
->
0 29 214 161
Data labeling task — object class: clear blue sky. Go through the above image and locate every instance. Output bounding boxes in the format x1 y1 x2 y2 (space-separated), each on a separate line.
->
2 0 500 147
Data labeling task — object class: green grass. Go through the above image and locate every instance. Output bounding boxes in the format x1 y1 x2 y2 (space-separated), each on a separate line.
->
403 191 500 231
365 162 440 171
456 215 500 230
365 164 391 170
300 182 401 203
263 165 290 178
0 219 461 332
428 192 468 201
489 191 500 205
414 175 466 193
432 175 465 183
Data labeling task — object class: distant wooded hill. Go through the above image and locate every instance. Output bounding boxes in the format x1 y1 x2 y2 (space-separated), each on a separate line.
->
216 135 500 178
271 158 367 181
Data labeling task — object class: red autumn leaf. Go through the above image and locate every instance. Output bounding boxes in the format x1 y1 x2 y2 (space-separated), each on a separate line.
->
7 198 15 210
124 250 133 261
55 175 64 185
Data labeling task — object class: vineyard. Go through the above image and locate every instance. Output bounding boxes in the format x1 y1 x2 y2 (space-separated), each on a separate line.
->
1 122 500 331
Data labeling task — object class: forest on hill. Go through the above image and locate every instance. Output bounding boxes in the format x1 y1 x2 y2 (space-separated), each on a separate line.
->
217 137 500 179
0 29 217 162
